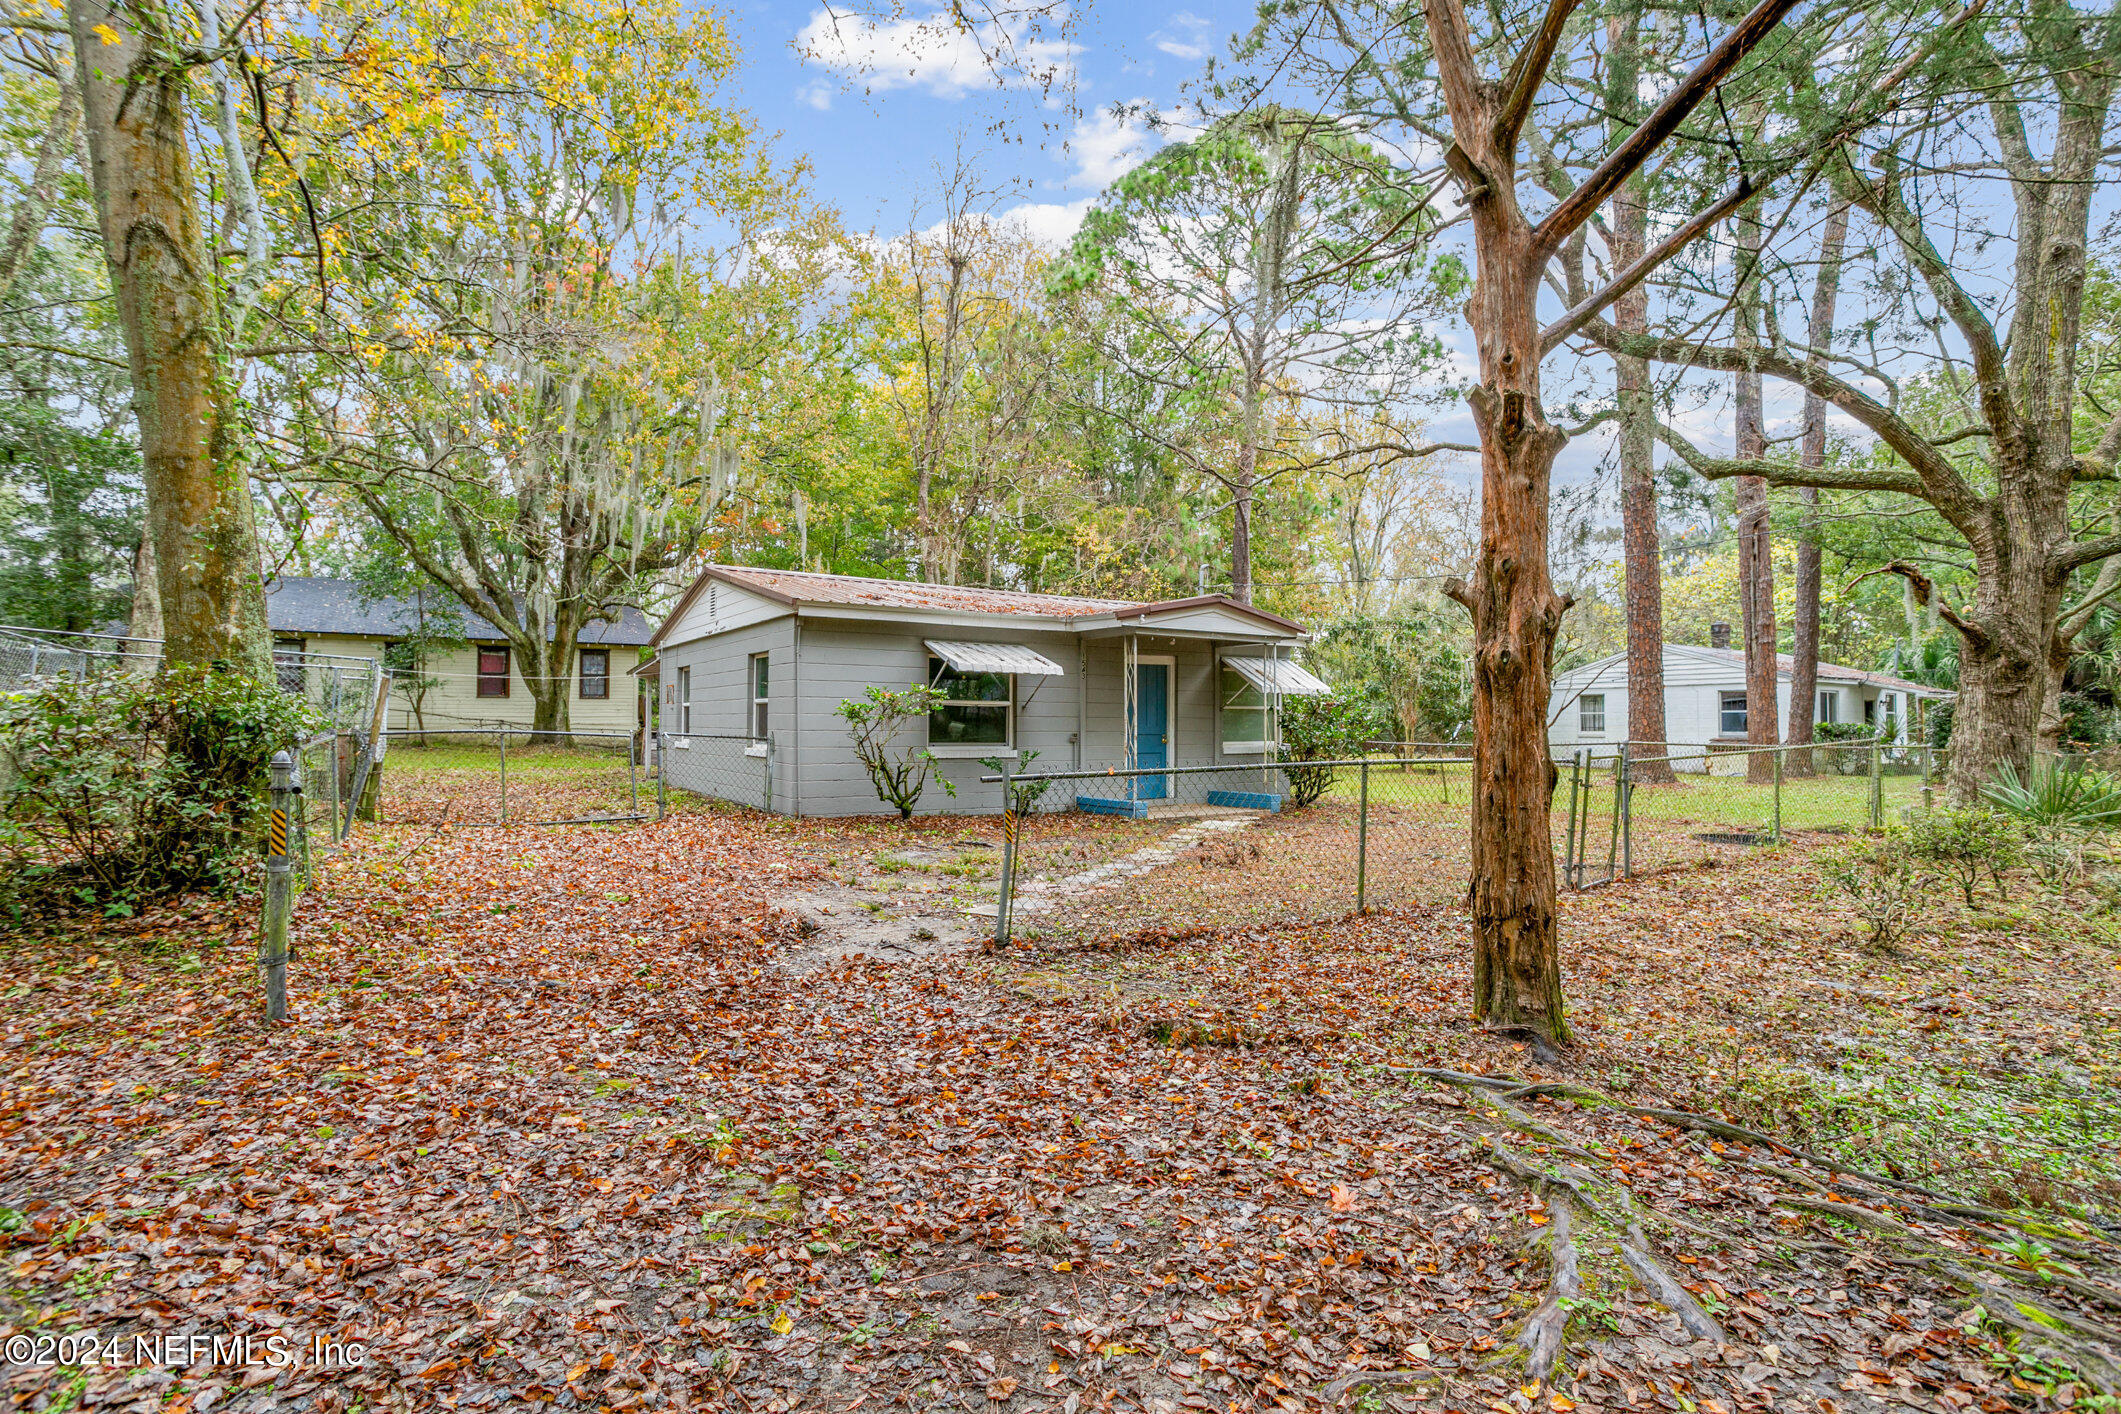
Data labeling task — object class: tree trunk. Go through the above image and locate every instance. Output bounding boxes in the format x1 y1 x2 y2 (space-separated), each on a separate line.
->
1787 204 1849 775
1732 202 1778 785
1230 464 1255 605
1611 172 1672 782
125 530 162 664
70 0 269 678
1449 193 1570 1046
1946 558 2052 801
0 76 79 305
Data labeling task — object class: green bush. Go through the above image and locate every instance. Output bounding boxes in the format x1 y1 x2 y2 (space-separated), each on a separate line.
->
1905 807 2025 907
836 684 954 820
1980 759 2121 829
1279 694 1384 809
1816 828 1931 952
0 665 319 916
1812 721 1881 775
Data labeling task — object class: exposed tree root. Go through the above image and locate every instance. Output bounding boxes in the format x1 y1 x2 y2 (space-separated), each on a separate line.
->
1399 1064 2121 1395
1518 1198 1580 1385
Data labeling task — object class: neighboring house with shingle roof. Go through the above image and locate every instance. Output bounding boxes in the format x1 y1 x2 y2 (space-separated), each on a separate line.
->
266 576 651 734
1548 634 1951 763
645 564 1324 817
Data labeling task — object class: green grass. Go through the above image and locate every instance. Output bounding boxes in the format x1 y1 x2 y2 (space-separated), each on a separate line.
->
385 744 633 779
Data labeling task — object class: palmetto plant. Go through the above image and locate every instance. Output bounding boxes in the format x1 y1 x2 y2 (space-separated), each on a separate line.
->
1980 760 2121 829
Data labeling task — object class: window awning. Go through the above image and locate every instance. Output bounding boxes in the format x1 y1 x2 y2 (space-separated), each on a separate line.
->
925 639 1066 677
1221 654 1331 696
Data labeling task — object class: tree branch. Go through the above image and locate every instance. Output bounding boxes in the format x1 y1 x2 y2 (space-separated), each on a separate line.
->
1494 0 1580 149
1653 419 1928 497
1533 0 1802 254
1540 178 1752 355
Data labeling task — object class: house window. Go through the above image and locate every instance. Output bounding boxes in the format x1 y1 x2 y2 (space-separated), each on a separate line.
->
579 647 610 699
1720 692 1748 736
750 653 770 739
1220 664 1276 749
1578 693 1606 734
476 645 510 697
273 638 306 696
676 666 692 734
928 656 1010 745
1818 690 1838 725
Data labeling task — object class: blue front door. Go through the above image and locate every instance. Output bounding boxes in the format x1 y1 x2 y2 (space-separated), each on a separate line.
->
1132 663 1169 799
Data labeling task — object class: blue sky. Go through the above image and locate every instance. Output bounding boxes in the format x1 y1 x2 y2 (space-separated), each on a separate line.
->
723 3 1257 244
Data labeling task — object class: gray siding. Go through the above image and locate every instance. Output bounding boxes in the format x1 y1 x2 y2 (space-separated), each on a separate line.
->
658 616 1304 817
657 618 794 811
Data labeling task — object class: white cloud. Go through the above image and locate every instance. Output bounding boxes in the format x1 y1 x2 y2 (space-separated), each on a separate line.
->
1150 11 1211 62
794 6 1077 101
1065 107 1161 189
796 80 833 111
997 198 1095 247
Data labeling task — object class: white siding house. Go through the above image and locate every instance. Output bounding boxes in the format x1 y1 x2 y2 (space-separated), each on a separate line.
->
1548 642 1948 765
264 577 652 734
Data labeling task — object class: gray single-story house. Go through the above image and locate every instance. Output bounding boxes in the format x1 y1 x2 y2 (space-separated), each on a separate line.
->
643 565 1327 817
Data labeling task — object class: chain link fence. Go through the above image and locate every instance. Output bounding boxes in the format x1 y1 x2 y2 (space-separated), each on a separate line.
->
981 737 1936 944
369 729 648 826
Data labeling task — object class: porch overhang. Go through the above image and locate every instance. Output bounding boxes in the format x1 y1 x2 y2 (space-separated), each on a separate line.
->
1220 654 1331 696
925 639 1066 676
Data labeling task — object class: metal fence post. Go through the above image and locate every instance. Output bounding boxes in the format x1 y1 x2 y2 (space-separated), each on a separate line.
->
995 756 1018 947
1921 744 1934 814
764 733 776 814
262 752 293 1024
656 728 668 820
1870 739 1884 828
1356 758 1370 914
328 732 343 843
498 729 509 825
629 733 641 817
1562 750 1582 890
1772 748 1783 843
1619 749 1633 878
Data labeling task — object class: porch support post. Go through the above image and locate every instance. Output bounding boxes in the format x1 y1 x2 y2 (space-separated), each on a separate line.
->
1123 634 1138 799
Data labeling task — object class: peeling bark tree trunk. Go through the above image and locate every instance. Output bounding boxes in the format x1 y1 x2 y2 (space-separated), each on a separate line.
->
1786 205 1850 775
69 0 269 677
1608 8 1673 783
1416 0 1803 1046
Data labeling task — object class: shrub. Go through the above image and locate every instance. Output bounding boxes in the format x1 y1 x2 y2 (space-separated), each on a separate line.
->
1816 828 1931 951
1905 807 2025 907
1813 721 1881 776
1980 759 2121 829
836 684 954 820
0 665 319 916
980 748 1054 816
1279 694 1384 809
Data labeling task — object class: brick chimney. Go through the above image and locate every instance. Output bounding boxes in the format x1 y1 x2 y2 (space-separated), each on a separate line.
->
1710 622 1732 651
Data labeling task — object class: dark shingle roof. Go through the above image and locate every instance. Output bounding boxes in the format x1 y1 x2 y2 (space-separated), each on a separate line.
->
266 577 652 646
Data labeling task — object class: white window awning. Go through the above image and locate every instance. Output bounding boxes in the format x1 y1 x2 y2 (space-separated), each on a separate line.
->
1221 654 1331 696
926 639 1066 677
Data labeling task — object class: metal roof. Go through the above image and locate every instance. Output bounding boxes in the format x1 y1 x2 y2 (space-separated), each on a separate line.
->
265 576 652 646
1221 654 1332 696
925 639 1066 677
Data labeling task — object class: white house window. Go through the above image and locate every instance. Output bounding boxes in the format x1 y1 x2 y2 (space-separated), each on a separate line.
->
1578 693 1606 734
1220 665 1277 750
579 647 610 699
750 653 770 740
676 666 692 734
1720 692 1748 736
1817 690 1837 725
273 639 306 696
928 656 1010 745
